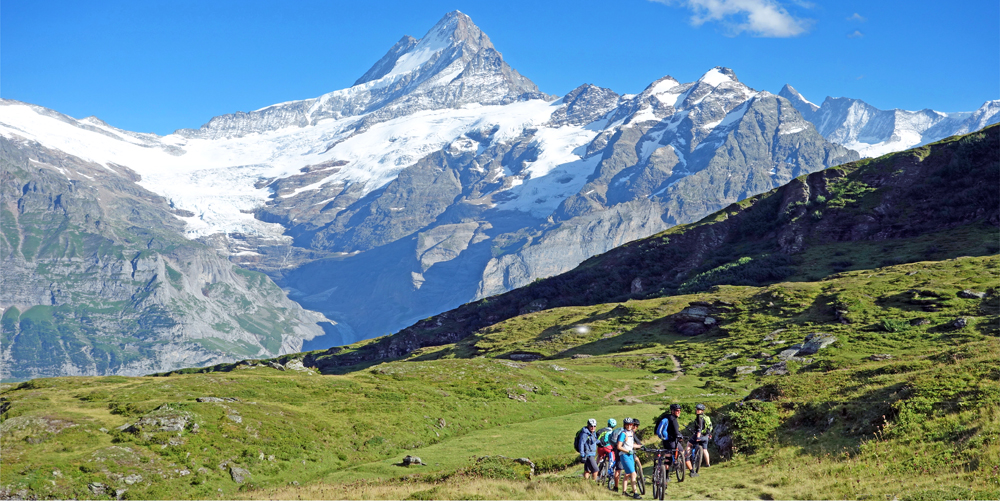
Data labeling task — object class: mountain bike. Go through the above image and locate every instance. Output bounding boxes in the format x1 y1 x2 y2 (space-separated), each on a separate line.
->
689 437 708 476
635 454 645 495
597 451 615 490
641 447 670 500
668 439 685 483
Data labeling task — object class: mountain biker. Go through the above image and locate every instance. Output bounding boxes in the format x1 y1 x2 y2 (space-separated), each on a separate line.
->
596 418 617 472
655 404 693 475
577 418 599 480
610 419 627 492
686 403 713 475
617 417 644 499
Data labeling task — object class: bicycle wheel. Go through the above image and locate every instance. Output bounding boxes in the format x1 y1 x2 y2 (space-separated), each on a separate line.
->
597 458 609 482
691 445 703 475
636 458 646 495
606 462 616 490
671 450 685 483
653 463 667 500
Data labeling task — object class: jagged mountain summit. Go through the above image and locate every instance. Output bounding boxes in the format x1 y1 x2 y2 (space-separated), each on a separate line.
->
181 11 548 140
779 84 1000 158
0 11 995 377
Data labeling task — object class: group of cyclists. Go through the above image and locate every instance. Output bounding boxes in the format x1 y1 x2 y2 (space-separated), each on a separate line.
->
575 403 713 499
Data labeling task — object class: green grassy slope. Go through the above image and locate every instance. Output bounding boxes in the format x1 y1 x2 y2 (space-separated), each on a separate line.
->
2 255 997 499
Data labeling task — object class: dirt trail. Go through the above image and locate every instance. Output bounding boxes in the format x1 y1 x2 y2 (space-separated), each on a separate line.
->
667 354 684 381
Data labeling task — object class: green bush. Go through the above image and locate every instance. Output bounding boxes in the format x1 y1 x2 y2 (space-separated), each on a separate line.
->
721 400 780 455
880 318 910 333
463 456 532 479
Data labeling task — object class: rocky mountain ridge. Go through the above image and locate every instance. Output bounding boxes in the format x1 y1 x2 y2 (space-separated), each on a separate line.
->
779 84 999 158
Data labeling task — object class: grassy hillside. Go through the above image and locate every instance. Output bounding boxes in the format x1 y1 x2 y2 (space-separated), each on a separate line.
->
2 255 997 499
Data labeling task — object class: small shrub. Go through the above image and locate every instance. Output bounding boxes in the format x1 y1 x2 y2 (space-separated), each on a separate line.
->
881 318 910 333
720 400 780 455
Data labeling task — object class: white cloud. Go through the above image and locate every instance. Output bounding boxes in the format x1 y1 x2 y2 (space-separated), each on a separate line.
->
846 12 866 22
652 0 813 38
847 30 864 38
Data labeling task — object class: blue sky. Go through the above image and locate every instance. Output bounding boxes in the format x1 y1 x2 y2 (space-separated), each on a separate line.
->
3 0 997 135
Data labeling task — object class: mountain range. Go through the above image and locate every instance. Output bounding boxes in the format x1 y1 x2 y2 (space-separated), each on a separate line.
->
1 10 997 379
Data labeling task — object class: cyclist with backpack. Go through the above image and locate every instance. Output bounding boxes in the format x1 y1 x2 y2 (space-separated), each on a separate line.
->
617 417 644 499
686 404 713 474
575 418 599 480
655 404 693 475
609 419 626 492
596 419 616 467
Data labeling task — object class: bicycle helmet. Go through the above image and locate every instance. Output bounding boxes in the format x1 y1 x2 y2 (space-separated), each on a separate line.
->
669 403 681 412
632 418 640 426
587 418 597 427
695 403 706 411
623 417 634 425
607 418 617 427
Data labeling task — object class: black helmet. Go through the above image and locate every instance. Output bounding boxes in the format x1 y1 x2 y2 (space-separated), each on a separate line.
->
623 417 634 425
632 418 640 426
695 403 706 411
669 403 681 411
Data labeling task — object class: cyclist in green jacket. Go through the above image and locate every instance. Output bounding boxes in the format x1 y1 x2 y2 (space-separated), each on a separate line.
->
686 403 713 475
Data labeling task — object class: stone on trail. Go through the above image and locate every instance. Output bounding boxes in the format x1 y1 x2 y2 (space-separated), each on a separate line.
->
957 290 987 299
403 455 423 466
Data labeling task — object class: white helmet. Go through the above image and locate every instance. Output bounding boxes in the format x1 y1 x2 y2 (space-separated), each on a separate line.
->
587 418 597 427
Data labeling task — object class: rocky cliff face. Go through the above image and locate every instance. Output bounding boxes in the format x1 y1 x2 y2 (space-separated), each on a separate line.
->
0 138 324 380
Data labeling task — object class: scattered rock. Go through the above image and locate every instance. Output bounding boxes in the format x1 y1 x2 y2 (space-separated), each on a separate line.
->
267 362 285 371
88 483 106 495
674 306 711 323
402 455 423 466
571 354 592 359
735 366 757 375
958 290 987 299
764 361 789 376
115 488 127 499
868 354 893 361
507 393 527 402
951 317 969 329
689 301 713 307
119 406 190 435
551 365 567 371
834 309 852 324
910 318 930 326
226 413 242 424
704 317 717 326
717 352 739 362
776 348 801 360
229 466 250 484
692 362 708 369
631 277 644 294
799 332 837 355
123 474 142 485
196 397 239 403
677 320 708 336
677 322 708 336
437 417 447 428
762 329 785 342
508 353 543 362
753 352 772 359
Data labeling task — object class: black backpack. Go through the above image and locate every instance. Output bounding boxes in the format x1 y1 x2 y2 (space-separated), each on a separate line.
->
573 427 587 453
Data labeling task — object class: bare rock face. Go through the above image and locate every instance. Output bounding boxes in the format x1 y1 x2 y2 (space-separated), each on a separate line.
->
0 138 324 379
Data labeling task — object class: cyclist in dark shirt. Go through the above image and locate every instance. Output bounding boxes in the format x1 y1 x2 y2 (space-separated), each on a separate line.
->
655 404 693 472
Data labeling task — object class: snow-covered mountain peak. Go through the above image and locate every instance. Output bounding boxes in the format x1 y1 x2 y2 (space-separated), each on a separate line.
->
778 84 819 113
353 11 491 87
698 67 739 87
